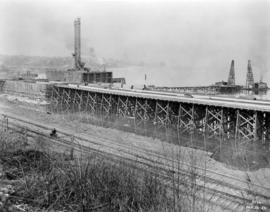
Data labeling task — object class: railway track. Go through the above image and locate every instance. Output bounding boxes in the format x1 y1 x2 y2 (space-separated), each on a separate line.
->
1 114 270 211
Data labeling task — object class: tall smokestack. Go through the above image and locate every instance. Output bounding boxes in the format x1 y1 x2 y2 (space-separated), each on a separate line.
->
227 60 235 85
246 60 254 88
74 17 81 70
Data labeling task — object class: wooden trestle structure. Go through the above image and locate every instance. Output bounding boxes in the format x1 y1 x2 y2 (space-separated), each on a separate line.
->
47 84 270 144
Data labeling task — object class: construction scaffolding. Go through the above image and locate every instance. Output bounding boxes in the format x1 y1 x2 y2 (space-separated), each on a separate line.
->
246 60 254 89
227 60 235 86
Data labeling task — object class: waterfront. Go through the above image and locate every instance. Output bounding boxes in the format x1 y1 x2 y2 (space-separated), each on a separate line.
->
109 66 270 102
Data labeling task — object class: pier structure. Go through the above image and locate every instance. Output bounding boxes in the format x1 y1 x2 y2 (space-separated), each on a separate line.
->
149 85 242 94
47 84 270 143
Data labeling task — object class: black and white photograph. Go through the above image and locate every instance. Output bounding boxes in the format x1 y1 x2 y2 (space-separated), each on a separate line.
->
0 0 270 211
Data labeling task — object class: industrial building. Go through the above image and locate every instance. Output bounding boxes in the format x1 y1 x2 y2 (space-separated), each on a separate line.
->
0 18 121 99
46 18 114 84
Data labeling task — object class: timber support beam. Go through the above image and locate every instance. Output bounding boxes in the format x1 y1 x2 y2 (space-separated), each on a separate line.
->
235 110 259 142
205 107 224 138
178 104 195 134
101 94 112 119
154 101 171 127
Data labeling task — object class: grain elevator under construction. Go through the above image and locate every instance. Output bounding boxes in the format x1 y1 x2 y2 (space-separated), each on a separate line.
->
46 18 113 84
0 18 270 147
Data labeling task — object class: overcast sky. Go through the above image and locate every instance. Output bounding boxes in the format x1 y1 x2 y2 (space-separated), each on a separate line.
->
0 0 269 85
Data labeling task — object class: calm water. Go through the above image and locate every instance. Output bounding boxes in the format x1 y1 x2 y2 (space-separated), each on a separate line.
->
233 90 270 101
108 65 270 100
108 65 217 87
